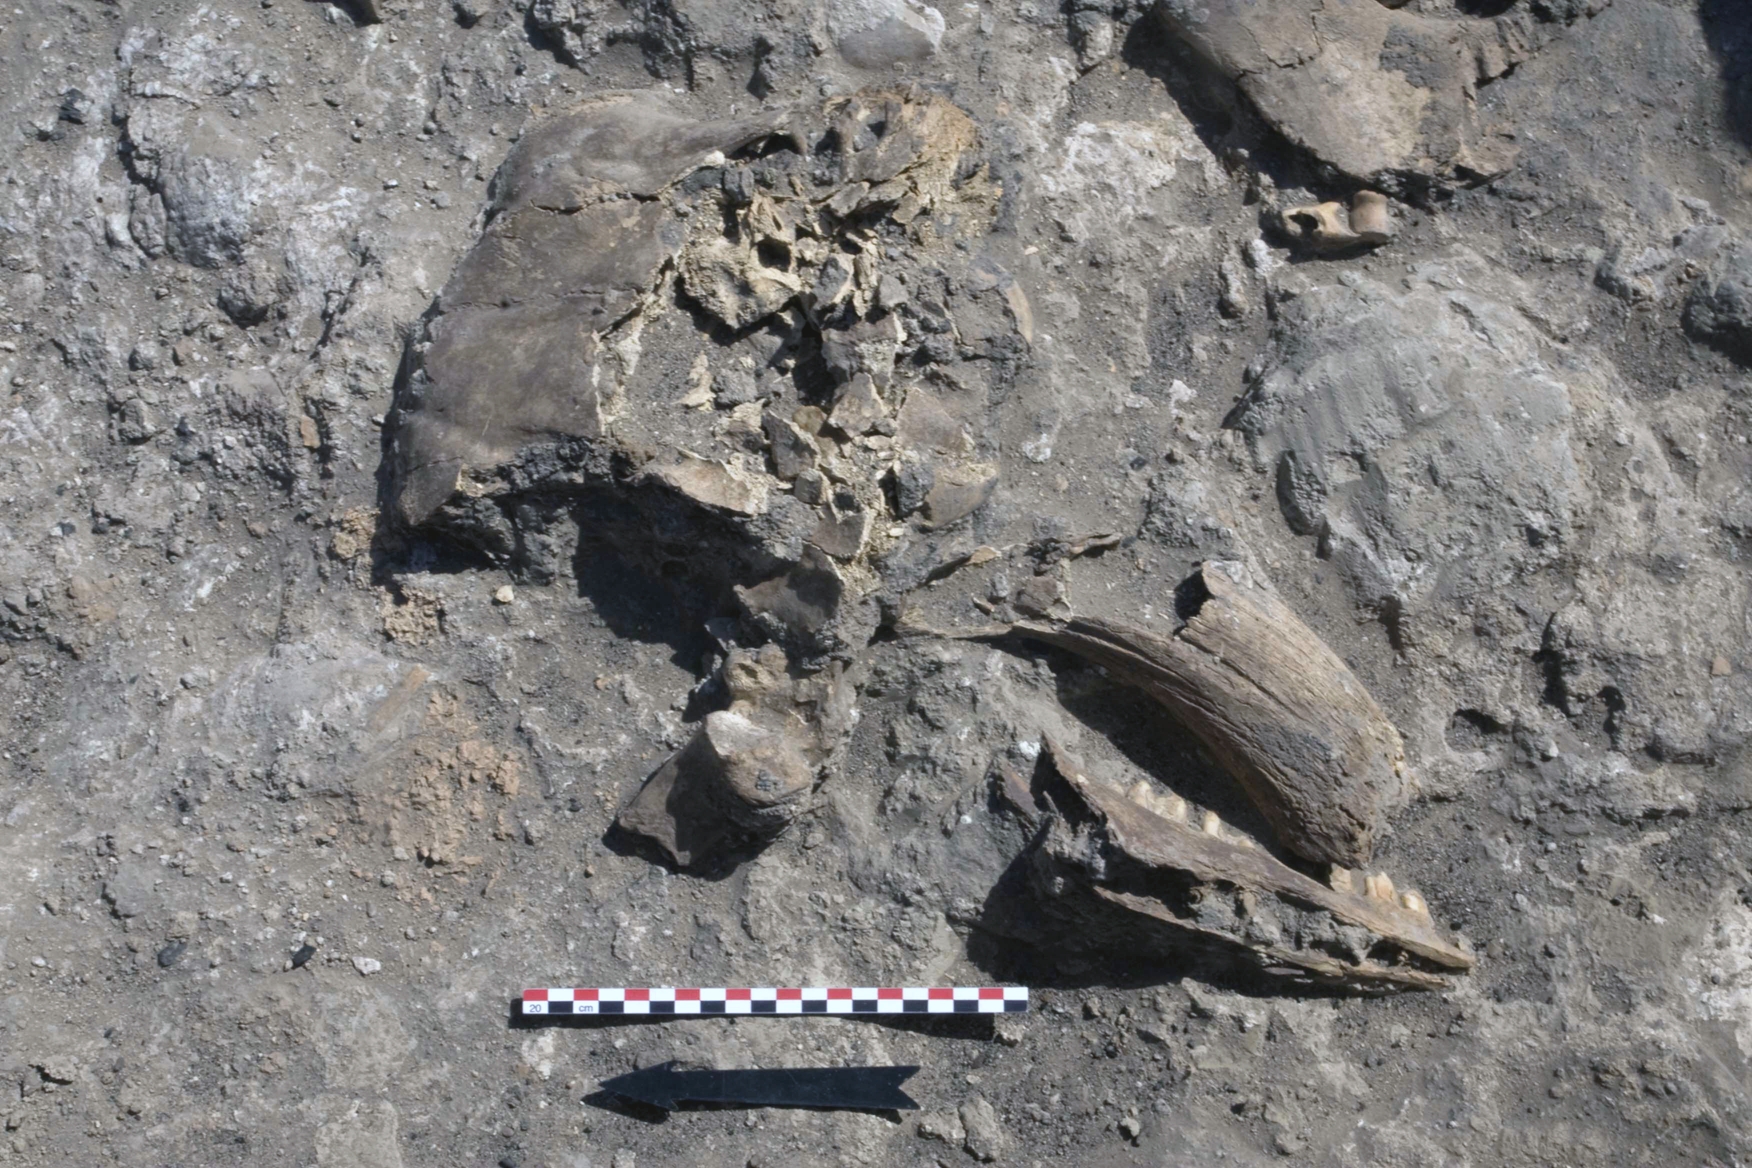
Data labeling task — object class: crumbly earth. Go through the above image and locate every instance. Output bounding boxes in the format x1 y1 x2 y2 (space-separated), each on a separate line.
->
2 1 1752 1166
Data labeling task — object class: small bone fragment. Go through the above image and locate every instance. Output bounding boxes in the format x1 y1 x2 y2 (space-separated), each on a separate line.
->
1201 810 1223 837
1012 561 1406 867
1280 202 1359 251
1365 872 1396 902
1349 190 1393 244
1399 890 1428 918
1328 865 1355 893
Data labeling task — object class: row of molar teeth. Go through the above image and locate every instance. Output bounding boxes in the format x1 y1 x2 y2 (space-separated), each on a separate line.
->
1329 865 1430 919
1126 780 1257 847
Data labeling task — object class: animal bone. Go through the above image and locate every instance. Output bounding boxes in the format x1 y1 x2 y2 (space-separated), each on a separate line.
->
1018 740 1473 992
1280 191 1393 252
1280 201 1359 251
1349 190 1393 244
1009 561 1406 867
614 645 850 869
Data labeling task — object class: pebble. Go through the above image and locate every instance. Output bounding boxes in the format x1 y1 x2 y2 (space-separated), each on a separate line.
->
959 1096 1004 1162
494 585 515 605
352 956 382 976
156 942 186 968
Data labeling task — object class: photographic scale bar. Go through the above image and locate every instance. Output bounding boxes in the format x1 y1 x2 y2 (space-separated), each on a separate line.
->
521 986 1029 1016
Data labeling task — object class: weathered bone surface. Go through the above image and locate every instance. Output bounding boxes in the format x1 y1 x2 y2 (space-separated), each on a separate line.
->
1011 561 1406 867
385 86 1013 667
1280 190 1393 252
387 93 791 531
1003 741 1472 992
615 644 851 868
1157 0 1608 184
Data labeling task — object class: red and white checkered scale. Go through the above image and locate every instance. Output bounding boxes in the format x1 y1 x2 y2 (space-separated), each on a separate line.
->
520 986 1029 1016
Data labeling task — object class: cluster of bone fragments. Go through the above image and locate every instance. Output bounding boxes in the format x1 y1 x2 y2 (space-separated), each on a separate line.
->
378 0 1617 993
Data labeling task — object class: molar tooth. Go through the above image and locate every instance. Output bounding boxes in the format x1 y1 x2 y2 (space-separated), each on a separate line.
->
1328 865 1355 893
1364 872 1396 902
1127 781 1188 824
1399 890 1429 918
1201 810 1223 837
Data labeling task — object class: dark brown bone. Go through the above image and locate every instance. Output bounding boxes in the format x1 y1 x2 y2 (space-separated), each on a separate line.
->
1028 740 1472 991
1013 561 1404 867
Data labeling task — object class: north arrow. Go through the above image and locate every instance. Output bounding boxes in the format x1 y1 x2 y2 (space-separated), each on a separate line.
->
599 1062 920 1112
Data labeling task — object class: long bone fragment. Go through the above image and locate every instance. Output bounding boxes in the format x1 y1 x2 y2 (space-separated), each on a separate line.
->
1020 741 1472 992
1009 561 1405 867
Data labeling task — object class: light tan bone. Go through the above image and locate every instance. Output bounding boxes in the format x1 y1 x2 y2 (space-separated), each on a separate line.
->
1280 191 1393 252
1010 561 1406 867
1280 201 1359 251
1349 189 1393 244
1029 740 1473 992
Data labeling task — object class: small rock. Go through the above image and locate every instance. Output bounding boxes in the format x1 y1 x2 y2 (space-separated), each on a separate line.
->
58 87 93 125
289 943 317 969
831 0 945 69
713 367 761 408
959 1095 1005 1162
493 585 515 605
352 956 382 976
915 1111 964 1145
36 1058 76 1086
155 941 186 968
829 372 887 436
793 468 828 506
1118 1115 1142 1141
763 412 819 480
611 1151 635 1168
922 465 997 528
1712 656 1733 677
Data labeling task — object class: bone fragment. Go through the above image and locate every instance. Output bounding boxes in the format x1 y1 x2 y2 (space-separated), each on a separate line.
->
1280 192 1393 252
1349 190 1393 244
1365 872 1396 902
1280 201 1359 251
1012 561 1406 867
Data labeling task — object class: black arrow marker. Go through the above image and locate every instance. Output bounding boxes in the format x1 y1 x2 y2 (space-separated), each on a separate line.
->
599 1062 920 1112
